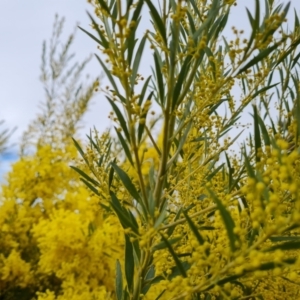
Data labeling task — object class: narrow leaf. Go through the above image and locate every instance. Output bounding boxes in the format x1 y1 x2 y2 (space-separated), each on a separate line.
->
208 188 237 252
153 51 165 106
269 236 300 242
152 236 182 251
237 43 279 75
78 26 102 45
138 76 152 106
253 105 262 162
108 98 131 142
70 166 100 187
267 241 300 252
125 234 134 292
95 54 120 94
251 83 279 100
160 234 187 277
115 128 134 165
87 12 109 48
145 0 167 46
172 55 192 109
116 260 123 300
112 163 141 201
80 178 100 196
183 210 205 245
97 0 110 15
110 192 139 234
72 138 87 162
131 35 147 85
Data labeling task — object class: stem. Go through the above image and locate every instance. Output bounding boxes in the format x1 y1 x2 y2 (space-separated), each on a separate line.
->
153 4 181 208
115 0 148 211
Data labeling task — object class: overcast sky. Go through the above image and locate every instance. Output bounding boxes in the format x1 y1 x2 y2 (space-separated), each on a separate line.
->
0 0 300 178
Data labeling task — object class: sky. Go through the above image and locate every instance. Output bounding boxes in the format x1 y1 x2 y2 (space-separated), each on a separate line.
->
0 0 300 179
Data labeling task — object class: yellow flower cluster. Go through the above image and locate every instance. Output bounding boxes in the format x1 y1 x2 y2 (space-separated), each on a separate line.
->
0 144 123 299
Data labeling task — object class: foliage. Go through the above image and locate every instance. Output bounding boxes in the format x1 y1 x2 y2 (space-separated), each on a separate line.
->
20 14 97 156
0 16 122 300
1 1 300 300
74 0 300 299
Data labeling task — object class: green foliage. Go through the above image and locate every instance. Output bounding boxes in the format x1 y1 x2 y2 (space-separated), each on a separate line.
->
2 0 300 300
76 0 300 298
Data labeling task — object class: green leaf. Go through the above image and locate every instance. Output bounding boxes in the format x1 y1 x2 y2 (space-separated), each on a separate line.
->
189 0 201 20
206 163 224 182
172 55 192 109
224 152 233 191
230 167 247 194
186 10 196 34
108 98 131 142
269 236 300 242
253 105 261 162
207 99 228 115
237 43 279 75
95 54 120 94
166 208 182 237
266 241 300 252
256 113 271 146
108 158 116 189
259 258 296 271
215 274 244 287
125 0 134 13
263 2 290 45
115 128 134 166
291 46 300 69
275 36 300 68
204 47 216 80
126 1 143 64
212 11 229 41
155 290 166 300
243 0 259 56
112 163 141 202
128 210 139 234
251 82 279 100
78 26 102 46
208 188 237 252
138 91 153 143
131 35 147 86
138 76 152 106
80 178 100 196
142 266 156 295
192 0 220 41
70 166 100 187
254 0 260 33
147 179 155 218
167 121 192 169
160 234 187 278
291 74 300 138
152 236 182 251
131 0 144 24
87 12 109 48
110 192 139 234
183 210 205 245
145 0 167 46
154 208 167 229
153 50 165 106
97 0 111 15
116 260 123 300
243 148 255 178
125 234 134 292
111 1 118 25
72 138 87 163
